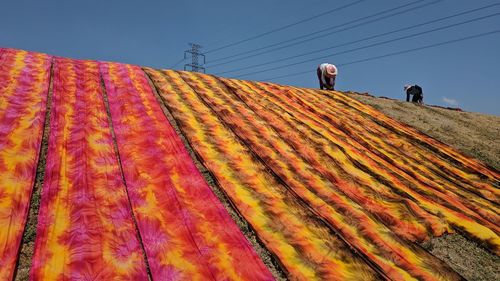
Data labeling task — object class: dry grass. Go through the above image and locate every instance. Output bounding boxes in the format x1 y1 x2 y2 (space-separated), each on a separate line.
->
422 234 500 281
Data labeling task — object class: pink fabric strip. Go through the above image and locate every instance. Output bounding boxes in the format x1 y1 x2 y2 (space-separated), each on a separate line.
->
100 62 273 280
0 49 51 280
31 58 148 280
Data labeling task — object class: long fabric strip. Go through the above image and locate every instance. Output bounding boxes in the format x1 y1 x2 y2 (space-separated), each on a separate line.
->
318 88 499 183
0 49 51 280
145 68 499 280
31 58 148 280
223 78 451 240
278 83 499 229
282 84 499 244
176 71 463 280
299 86 499 203
144 68 382 281
226 79 499 249
101 62 274 280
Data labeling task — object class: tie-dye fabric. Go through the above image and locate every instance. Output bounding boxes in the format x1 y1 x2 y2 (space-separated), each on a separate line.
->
1 46 498 280
30 58 148 280
285 84 499 245
0 49 52 280
180 72 467 280
145 68 498 280
144 68 385 280
100 62 274 281
222 78 499 244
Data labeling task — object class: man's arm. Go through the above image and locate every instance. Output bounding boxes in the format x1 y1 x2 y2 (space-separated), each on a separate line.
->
317 67 325 89
325 76 335 90
321 73 328 85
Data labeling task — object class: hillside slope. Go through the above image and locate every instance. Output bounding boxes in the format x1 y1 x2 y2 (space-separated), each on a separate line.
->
146 70 499 280
1 48 498 281
349 92 500 170
347 92 499 280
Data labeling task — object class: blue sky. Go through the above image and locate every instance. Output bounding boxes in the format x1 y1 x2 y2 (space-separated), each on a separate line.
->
1 0 499 115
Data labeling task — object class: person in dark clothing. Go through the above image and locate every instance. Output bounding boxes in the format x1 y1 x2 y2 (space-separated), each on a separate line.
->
317 63 337 90
404 84 423 104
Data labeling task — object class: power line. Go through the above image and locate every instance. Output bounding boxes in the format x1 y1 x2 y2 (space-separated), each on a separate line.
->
206 0 433 66
171 57 188 69
259 30 500 81
208 0 439 67
216 2 500 75
230 12 500 78
203 0 367 54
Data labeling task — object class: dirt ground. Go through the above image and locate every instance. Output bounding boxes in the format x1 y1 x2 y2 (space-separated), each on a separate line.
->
422 234 500 281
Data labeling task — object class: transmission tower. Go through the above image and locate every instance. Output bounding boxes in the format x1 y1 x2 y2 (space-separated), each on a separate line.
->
184 43 206 73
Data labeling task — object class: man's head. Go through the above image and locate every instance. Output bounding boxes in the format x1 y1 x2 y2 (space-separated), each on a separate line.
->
325 64 338 78
404 84 412 91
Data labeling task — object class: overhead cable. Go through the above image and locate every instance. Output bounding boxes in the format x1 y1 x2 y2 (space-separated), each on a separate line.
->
215 2 500 75
231 12 500 78
206 0 434 66
258 30 500 81
203 0 367 54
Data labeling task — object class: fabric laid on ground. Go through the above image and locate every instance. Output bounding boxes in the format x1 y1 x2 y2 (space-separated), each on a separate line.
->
31 58 149 280
220 79 499 248
1 46 498 280
145 68 499 280
176 71 463 280
145 68 383 281
0 48 52 280
100 62 274 281
287 85 500 246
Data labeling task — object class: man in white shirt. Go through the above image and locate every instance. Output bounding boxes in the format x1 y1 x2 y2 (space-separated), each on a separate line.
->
317 63 337 90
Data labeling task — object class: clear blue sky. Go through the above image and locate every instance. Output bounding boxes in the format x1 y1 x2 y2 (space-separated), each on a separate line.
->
1 0 499 115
